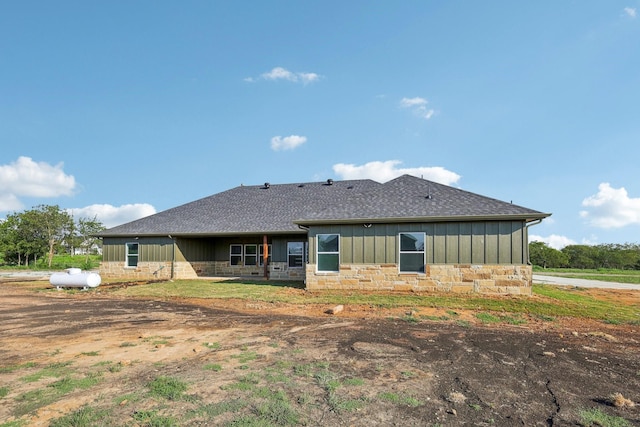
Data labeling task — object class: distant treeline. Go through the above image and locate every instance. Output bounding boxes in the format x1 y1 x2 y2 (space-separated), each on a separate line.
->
529 241 640 270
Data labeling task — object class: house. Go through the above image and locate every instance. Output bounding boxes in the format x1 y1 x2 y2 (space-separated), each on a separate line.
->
98 175 550 294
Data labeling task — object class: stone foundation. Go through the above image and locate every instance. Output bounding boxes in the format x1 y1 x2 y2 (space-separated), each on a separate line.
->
305 263 532 295
99 261 191 280
100 261 304 281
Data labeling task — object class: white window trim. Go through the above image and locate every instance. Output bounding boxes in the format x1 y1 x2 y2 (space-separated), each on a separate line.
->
287 241 307 269
125 242 139 268
244 244 258 266
230 244 243 266
316 233 340 273
398 232 426 274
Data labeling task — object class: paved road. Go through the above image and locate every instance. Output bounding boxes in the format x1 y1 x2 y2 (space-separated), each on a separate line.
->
533 274 640 290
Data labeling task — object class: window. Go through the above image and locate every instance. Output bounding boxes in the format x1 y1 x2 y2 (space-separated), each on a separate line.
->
317 234 339 272
287 242 306 268
244 244 257 266
230 244 243 265
399 232 425 273
126 242 139 268
259 244 272 267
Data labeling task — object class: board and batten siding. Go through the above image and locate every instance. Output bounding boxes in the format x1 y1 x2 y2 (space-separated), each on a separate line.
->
102 237 180 262
102 235 306 264
308 221 528 265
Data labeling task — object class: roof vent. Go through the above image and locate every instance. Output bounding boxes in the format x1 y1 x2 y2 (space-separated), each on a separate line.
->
298 184 305 188
326 179 334 186
264 182 271 189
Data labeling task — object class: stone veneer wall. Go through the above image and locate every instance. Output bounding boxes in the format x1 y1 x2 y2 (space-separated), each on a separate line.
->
305 263 532 295
100 261 304 281
99 261 197 280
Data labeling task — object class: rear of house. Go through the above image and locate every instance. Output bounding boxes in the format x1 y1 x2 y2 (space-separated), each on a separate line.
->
99 175 549 295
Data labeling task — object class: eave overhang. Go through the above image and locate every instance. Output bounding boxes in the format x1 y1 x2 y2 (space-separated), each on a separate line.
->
96 229 308 238
293 212 552 226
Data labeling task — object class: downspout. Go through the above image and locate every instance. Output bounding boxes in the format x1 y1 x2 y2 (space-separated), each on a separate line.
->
524 219 543 265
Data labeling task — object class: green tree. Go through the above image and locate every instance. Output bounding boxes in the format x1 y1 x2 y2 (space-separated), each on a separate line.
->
30 205 74 268
0 210 49 266
75 216 105 262
529 241 569 268
562 245 598 269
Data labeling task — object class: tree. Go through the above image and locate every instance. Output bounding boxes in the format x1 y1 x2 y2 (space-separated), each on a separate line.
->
75 216 105 262
529 241 569 268
29 205 74 268
562 245 598 269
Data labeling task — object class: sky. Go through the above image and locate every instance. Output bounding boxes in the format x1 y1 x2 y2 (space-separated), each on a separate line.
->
1 1 639 249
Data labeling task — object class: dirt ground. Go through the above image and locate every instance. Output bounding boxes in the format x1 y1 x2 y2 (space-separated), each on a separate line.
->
1 280 639 427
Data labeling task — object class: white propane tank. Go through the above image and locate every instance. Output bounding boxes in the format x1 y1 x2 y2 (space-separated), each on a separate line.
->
50 268 101 290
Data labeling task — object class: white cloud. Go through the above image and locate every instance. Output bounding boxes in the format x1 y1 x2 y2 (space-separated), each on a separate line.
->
400 97 427 108
332 160 461 185
248 67 321 84
529 234 576 250
580 183 640 228
400 96 436 120
0 156 76 212
270 135 307 151
69 203 156 229
624 7 637 18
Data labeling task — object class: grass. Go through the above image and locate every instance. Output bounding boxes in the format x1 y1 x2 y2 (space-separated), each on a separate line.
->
378 391 423 407
49 406 109 427
109 279 640 324
534 268 640 284
579 407 631 427
132 410 177 427
0 362 37 374
20 361 73 382
148 376 188 400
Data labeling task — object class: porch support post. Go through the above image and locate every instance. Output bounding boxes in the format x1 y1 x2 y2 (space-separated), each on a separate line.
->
263 235 269 280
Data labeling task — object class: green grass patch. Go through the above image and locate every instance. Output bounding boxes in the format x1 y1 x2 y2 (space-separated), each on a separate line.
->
475 312 501 323
534 268 640 284
147 376 188 400
0 361 37 374
204 363 223 372
233 350 259 364
186 399 250 420
14 388 58 417
80 351 100 357
48 372 102 394
132 410 177 427
0 386 9 399
20 361 73 383
114 392 141 406
579 407 631 427
109 279 640 324
203 341 221 350
49 405 109 427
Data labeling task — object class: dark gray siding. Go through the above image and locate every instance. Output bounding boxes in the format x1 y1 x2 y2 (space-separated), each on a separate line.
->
308 221 528 265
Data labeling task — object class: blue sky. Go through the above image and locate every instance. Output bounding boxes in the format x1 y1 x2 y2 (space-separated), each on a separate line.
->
1 1 639 249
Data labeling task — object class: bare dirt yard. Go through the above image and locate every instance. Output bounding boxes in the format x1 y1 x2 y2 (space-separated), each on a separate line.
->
1 280 639 427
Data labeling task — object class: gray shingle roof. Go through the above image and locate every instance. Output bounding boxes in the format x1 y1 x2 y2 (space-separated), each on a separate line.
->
99 175 549 237
295 174 550 224
98 179 381 237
